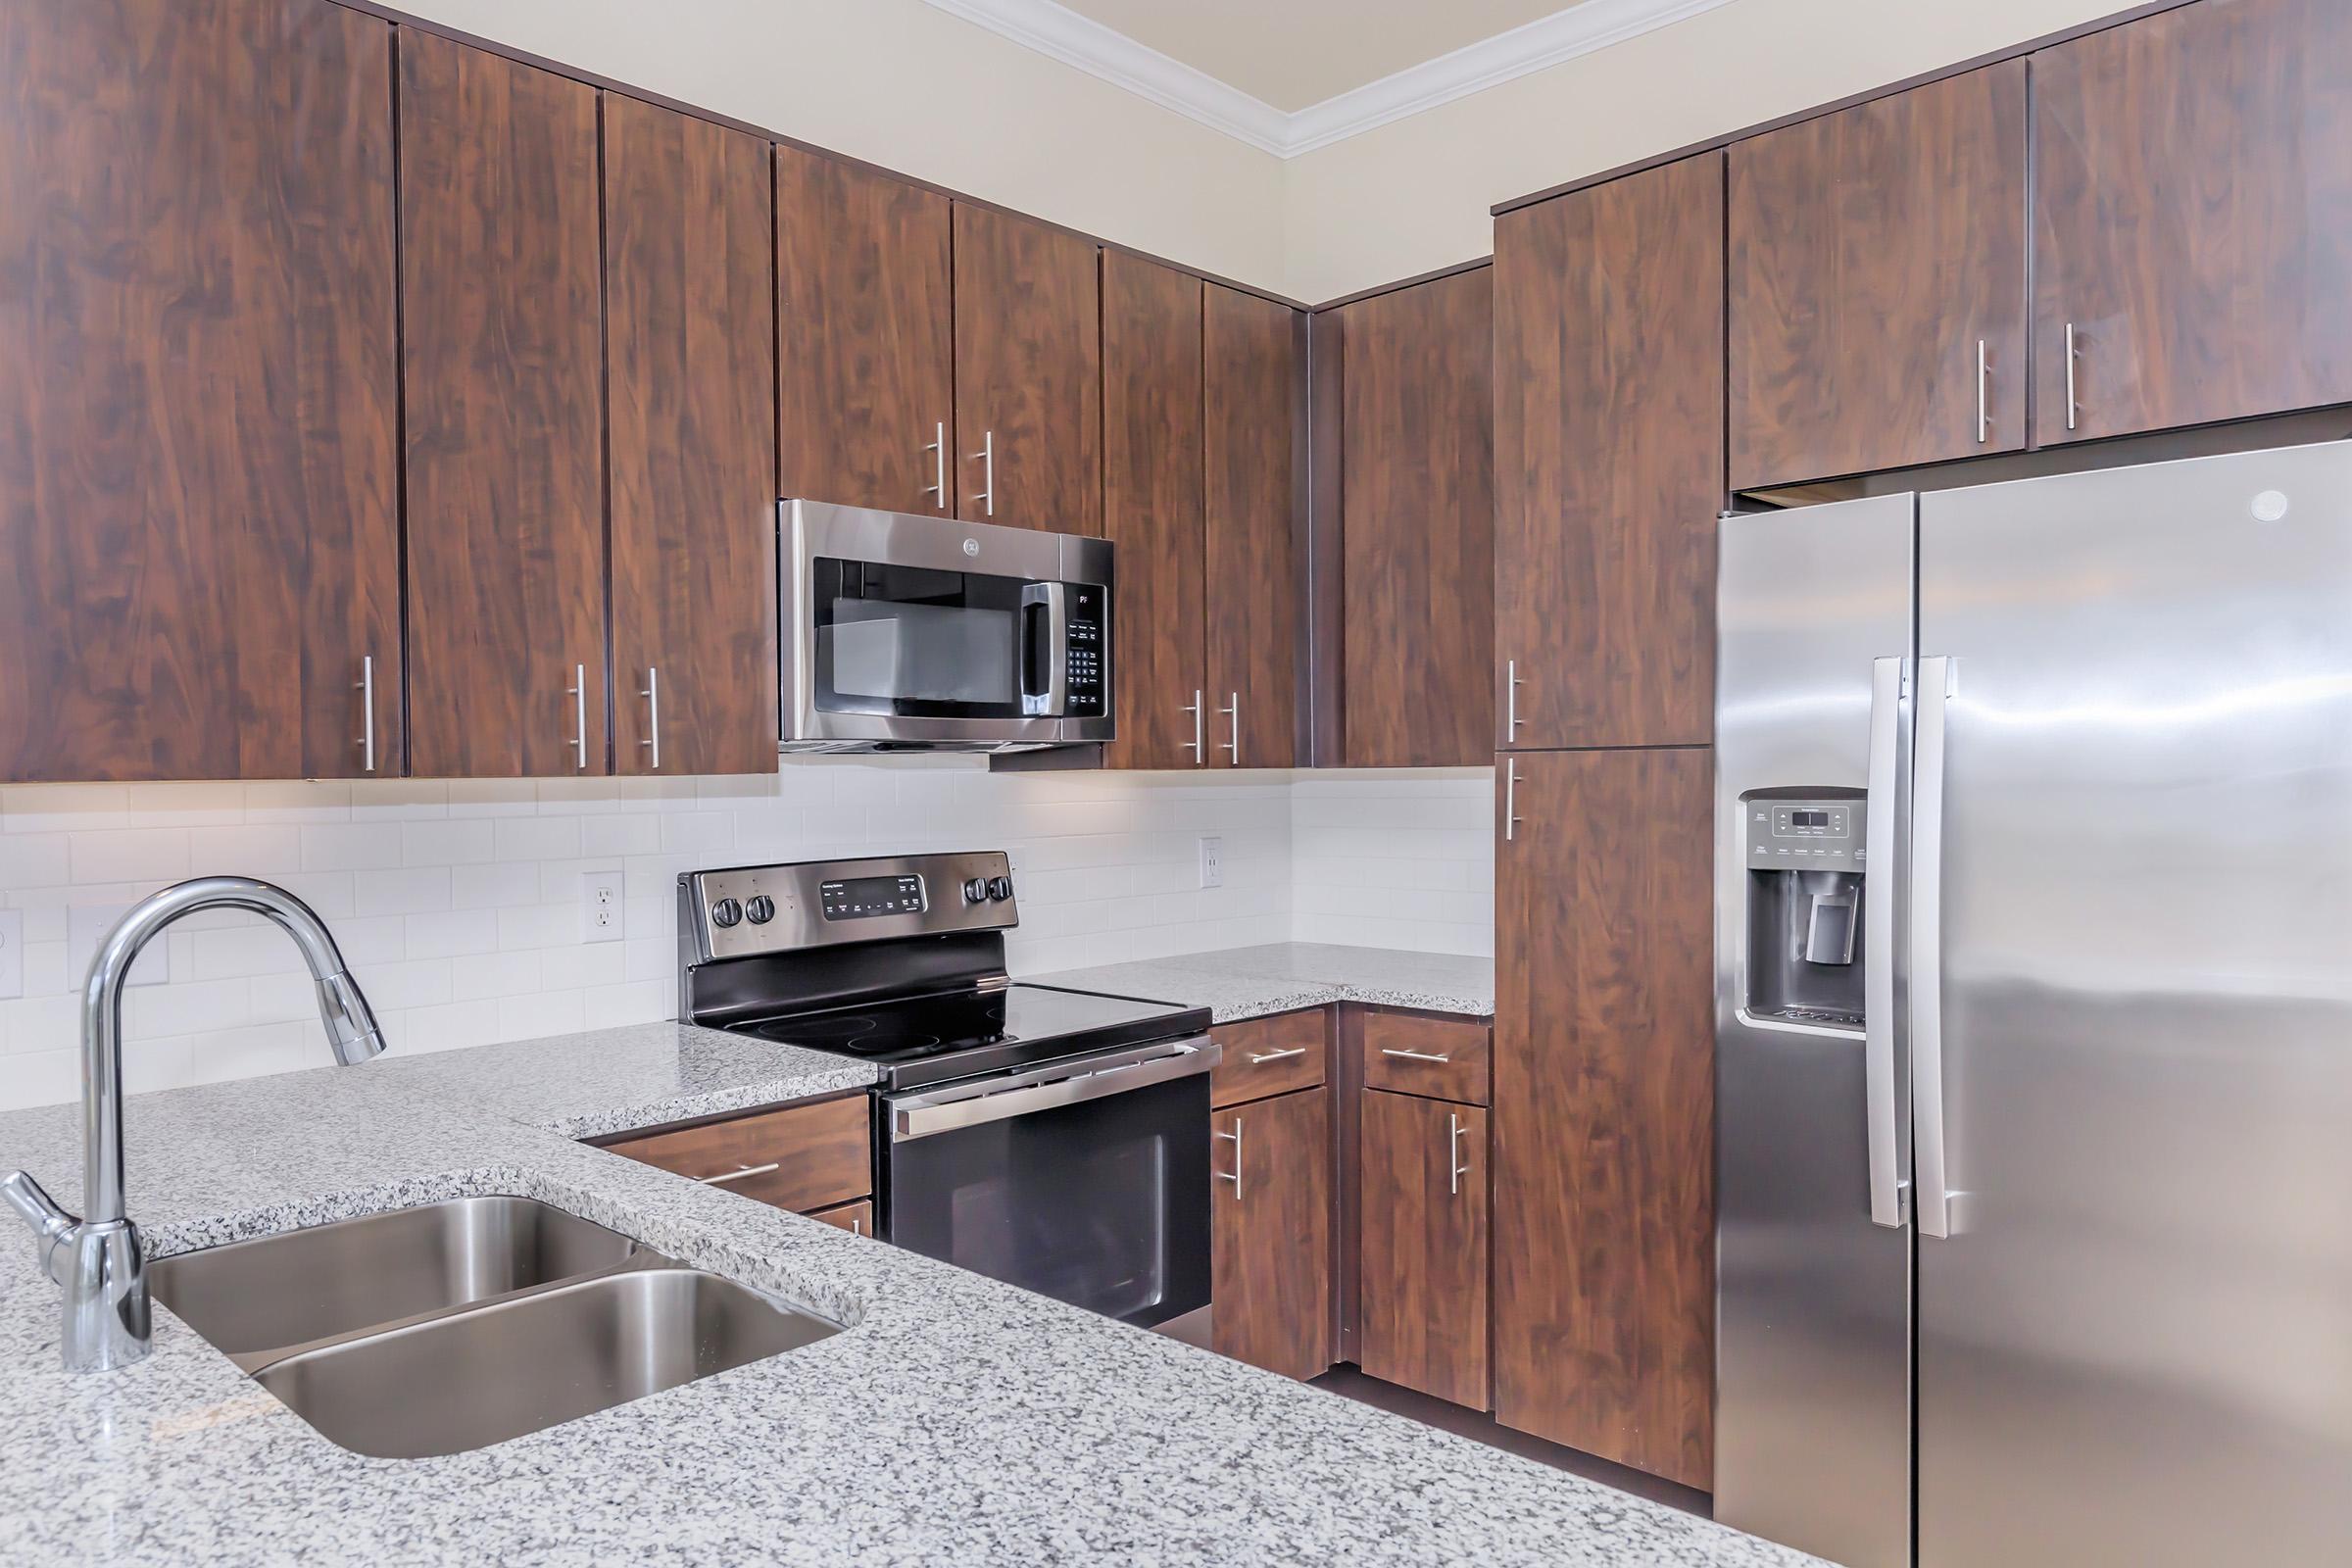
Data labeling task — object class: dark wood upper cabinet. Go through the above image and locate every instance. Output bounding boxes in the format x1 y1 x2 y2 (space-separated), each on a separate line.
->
1203 286 1303 770
1494 155 1722 754
604 95 778 779
1494 746 1715 1489
1357 1089 1489 1410
399 33 607 778
2033 0 2352 445
1729 62 2029 488
1101 252 1205 771
1336 269 1494 768
775 147 956 514
1210 1087 1334 1382
953 203 1102 534
0 0 400 782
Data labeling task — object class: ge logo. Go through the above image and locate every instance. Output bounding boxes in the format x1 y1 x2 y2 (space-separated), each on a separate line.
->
962 538 980 558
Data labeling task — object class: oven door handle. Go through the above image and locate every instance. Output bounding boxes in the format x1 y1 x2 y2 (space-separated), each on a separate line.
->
887 1036 1220 1142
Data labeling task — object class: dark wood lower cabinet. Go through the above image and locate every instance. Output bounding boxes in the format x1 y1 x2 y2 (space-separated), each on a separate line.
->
1210 1087 1333 1382
1357 1089 1489 1409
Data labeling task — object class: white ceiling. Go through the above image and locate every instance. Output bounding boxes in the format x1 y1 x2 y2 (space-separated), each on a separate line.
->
925 0 1731 157
1052 0 1591 112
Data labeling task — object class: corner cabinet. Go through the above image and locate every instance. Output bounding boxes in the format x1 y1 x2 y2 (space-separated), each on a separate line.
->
953 204 1102 534
0 0 402 782
1202 286 1304 770
398 33 609 778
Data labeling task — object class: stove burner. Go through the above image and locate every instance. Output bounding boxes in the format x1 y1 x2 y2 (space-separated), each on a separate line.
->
773 1014 880 1041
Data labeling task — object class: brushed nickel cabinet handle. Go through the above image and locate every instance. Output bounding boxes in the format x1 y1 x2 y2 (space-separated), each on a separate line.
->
2065 322 2080 432
1976 338 1989 444
851 1215 863 1237
1217 692 1240 763
970 429 994 515
357 655 376 773
639 666 661 770
1248 1048 1307 1064
924 420 947 510
1504 761 1523 841
564 663 589 771
696 1162 779 1187
1180 690 1204 761
1381 1048 1450 1064
1213 1118 1241 1200
1448 1112 1470 1198
1506 658 1524 736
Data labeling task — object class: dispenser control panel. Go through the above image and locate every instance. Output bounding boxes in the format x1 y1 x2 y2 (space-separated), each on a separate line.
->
1745 797 1866 873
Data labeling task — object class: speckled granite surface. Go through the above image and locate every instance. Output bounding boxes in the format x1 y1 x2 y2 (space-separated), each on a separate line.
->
0 1002 1816 1566
1028 942 1495 1023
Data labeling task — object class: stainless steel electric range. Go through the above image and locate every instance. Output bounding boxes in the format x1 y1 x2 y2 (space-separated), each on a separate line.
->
676 851 1217 1337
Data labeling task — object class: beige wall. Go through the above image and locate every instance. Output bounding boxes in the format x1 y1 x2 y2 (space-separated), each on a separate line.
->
390 0 1290 291
1281 0 2130 302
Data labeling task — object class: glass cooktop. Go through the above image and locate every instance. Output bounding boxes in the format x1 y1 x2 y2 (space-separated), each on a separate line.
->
734 983 1192 1070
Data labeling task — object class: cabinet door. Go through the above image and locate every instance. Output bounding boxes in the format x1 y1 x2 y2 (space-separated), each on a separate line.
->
953 203 1102 534
605 97 777 778
1729 62 2029 488
1494 155 1721 754
1210 1087 1332 1381
1338 269 1494 768
1358 1089 1489 1409
399 34 607 777
1203 286 1303 770
775 147 956 514
0 0 400 782
2033 0 2352 444
1494 747 1714 1488
1101 252 1204 771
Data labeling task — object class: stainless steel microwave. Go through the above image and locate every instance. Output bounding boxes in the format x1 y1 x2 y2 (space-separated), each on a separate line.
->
778 500 1114 754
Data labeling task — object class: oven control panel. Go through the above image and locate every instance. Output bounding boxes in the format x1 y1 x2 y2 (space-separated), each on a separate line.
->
682 851 1014 961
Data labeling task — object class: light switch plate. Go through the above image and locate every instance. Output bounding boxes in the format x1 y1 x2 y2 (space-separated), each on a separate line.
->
69 905 167 989
583 869 624 944
0 909 22 1000
1198 836 1224 889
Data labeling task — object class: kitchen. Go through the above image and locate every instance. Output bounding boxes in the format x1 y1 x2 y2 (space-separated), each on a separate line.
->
3 0 2347 1562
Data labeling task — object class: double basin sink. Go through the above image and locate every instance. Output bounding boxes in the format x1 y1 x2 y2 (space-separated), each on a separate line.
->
150 1197 840 1458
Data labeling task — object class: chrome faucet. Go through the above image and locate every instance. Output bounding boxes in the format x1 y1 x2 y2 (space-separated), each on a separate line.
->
2 878 387 1372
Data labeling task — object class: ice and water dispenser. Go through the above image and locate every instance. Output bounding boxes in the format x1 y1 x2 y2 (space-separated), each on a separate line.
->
1738 793 1868 1029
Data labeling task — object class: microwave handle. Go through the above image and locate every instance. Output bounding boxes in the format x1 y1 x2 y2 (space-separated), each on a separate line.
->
1020 582 1068 716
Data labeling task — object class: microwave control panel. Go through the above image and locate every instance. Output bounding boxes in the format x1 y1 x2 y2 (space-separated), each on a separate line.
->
1064 583 1107 717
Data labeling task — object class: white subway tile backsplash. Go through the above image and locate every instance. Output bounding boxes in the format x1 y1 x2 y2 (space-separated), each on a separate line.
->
0 762 1502 1111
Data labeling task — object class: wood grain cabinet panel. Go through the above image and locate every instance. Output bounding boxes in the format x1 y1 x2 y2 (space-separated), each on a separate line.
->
1359 1010 1492 1106
0 0 400 782
1102 253 1205 770
808 1199 874 1238
1494 747 1715 1488
603 1096 872 1215
1210 1086 1333 1381
1729 62 2029 488
604 95 777 778
1494 155 1722 754
775 147 956 514
1203 285 1304 769
1358 1089 1489 1409
1337 269 1494 768
2033 0 2352 445
398 33 607 778
953 203 1102 534
1209 1008 1328 1109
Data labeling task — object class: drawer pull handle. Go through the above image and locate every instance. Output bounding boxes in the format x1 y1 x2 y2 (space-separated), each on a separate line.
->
1247 1048 1307 1064
696 1162 780 1187
1381 1048 1451 1064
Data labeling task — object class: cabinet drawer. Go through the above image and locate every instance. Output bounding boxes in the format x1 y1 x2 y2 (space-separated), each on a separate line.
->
1210 1009 1328 1108
1360 1011 1491 1105
605 1095 871 1213
808 1199 874 1239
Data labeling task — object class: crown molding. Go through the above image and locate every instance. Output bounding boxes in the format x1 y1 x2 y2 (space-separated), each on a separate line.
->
922 0 1734 159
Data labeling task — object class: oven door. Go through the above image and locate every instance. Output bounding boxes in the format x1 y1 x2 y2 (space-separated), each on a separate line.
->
781 500 1112 750
879 1037 1217 1330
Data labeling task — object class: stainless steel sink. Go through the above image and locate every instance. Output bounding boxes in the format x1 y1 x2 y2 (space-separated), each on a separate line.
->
150 1196 840 1456
255 1267 838 1458
150 1196 643 1370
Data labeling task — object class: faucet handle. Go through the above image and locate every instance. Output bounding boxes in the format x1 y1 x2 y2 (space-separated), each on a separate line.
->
3 1170 78 1285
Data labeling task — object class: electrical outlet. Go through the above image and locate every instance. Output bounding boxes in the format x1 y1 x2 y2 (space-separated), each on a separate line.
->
583 869 624 944
0 910 22 1001
1198 836 1224 890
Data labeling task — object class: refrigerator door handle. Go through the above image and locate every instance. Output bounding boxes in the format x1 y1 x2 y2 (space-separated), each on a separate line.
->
1911 654 1956 1240
1864 656 1909 1229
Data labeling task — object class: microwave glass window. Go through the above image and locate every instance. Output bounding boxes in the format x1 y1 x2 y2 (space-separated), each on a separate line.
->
827 600 1015 705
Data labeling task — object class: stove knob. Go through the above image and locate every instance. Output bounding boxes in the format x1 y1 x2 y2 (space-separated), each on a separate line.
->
962 877 988 906
744 895 775 925
710 898 743 929
987 876 1013 902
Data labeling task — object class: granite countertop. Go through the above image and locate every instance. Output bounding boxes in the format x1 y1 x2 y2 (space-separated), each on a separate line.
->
0 991 1809 1566
1027 942 1494 1023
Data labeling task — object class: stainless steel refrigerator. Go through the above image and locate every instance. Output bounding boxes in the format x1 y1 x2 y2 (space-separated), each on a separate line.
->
1713 440 2352 1567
